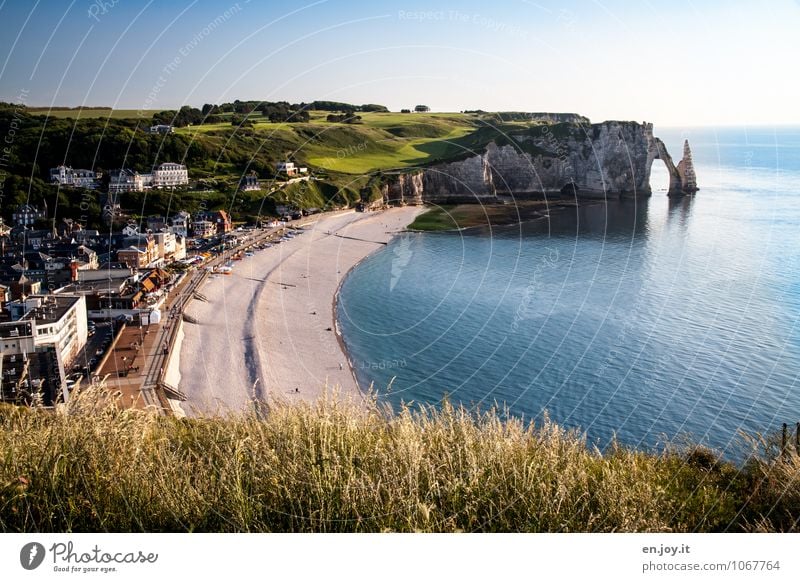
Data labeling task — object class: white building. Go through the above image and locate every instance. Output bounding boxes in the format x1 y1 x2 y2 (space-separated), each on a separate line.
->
2 295 88 369
50 165 101 189
148 125 174 134
0 321 36 360
153 163 188 188
173 235 186 261
109 169 147 193
276 161 297 176
192 220 216 239
239 172 260 191
152 231 179 262
170 211 190 238
12 204 46 226
109 164 187 192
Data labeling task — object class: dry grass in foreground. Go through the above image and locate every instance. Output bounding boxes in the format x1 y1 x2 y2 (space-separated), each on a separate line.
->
1 389 798 532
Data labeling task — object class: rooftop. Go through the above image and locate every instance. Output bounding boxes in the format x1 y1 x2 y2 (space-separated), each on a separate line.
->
17 295 82 324
57 279 128 295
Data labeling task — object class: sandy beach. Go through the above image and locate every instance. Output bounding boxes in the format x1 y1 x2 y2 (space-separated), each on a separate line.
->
178 207 422 415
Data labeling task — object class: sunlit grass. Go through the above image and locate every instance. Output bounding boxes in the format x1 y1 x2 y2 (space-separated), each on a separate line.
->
30 109 158 119
176 112 479 173
1 388 796 532
304 127 476 173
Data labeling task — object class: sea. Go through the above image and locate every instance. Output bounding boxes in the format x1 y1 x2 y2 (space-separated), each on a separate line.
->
337 126 800 459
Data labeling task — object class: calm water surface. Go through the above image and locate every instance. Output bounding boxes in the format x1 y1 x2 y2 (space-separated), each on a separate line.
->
338 127 800 458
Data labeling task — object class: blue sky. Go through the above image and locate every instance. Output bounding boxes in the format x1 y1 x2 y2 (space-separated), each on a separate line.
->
1 0 798 126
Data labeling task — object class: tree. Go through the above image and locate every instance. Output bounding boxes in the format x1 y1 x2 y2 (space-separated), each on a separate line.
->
414 105 430 113
360 104 389 112
151 106 203 127
231 115 253 127
292 110 310 122
400 109 411 114
266 106 309 123
326 113 362 124
308 100 356 112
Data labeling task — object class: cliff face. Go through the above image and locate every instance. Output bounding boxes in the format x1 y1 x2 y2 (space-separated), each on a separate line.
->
676 139 699 193
382 121 698 204
383 172 424 205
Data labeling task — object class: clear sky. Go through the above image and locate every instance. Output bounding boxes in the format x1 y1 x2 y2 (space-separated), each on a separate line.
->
1 0 798 126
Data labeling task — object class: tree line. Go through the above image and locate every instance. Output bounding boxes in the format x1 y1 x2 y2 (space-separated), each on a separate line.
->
149 101 389 127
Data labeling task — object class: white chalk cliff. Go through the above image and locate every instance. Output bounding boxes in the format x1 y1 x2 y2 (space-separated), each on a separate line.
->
382 121 699 204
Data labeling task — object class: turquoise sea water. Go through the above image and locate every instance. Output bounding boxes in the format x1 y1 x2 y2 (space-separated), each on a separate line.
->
338 127 800 458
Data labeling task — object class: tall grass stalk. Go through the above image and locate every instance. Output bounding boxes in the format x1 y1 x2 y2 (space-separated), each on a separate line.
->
0 389 797 532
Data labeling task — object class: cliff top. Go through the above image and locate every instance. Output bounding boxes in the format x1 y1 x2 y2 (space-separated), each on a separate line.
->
15 104 642 177
0 103 658 224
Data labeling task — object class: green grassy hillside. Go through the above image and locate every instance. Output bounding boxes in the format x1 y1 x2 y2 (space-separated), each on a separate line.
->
0 104 588 225
408 201 576 231
177 112 481 174
30 107 549 175
0 391 797 533
27 108 160 119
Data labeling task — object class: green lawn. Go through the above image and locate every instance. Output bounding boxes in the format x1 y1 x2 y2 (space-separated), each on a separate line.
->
176 112 481 174
29 108 158 119
176 122 234 134
303 113 479 173
409 201 576 231
304 126 475 173
159 110 552 177
408 204 525 231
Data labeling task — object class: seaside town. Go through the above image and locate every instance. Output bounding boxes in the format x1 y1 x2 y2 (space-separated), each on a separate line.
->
0 143 320 415
3 0 800 553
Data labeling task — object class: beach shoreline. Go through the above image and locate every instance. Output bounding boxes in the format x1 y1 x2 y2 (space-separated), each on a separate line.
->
179 206 422 415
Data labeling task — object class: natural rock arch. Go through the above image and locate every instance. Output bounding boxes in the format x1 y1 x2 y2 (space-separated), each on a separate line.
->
378 121 699 203
648 138 698 196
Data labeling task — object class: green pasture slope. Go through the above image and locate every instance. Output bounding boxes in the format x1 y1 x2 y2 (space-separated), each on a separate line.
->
29 108 159 119
177 111 481 174
32 108 559 176
5 106 577 221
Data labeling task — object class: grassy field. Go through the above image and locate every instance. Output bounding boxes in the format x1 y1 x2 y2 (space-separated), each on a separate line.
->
28 108 159 119
154 113 559 213
33 109 538 176
4 106 567 220
408 201 576 231
177 112 488 174
304 126 475 173
0 389 797 532
303 113 479 174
